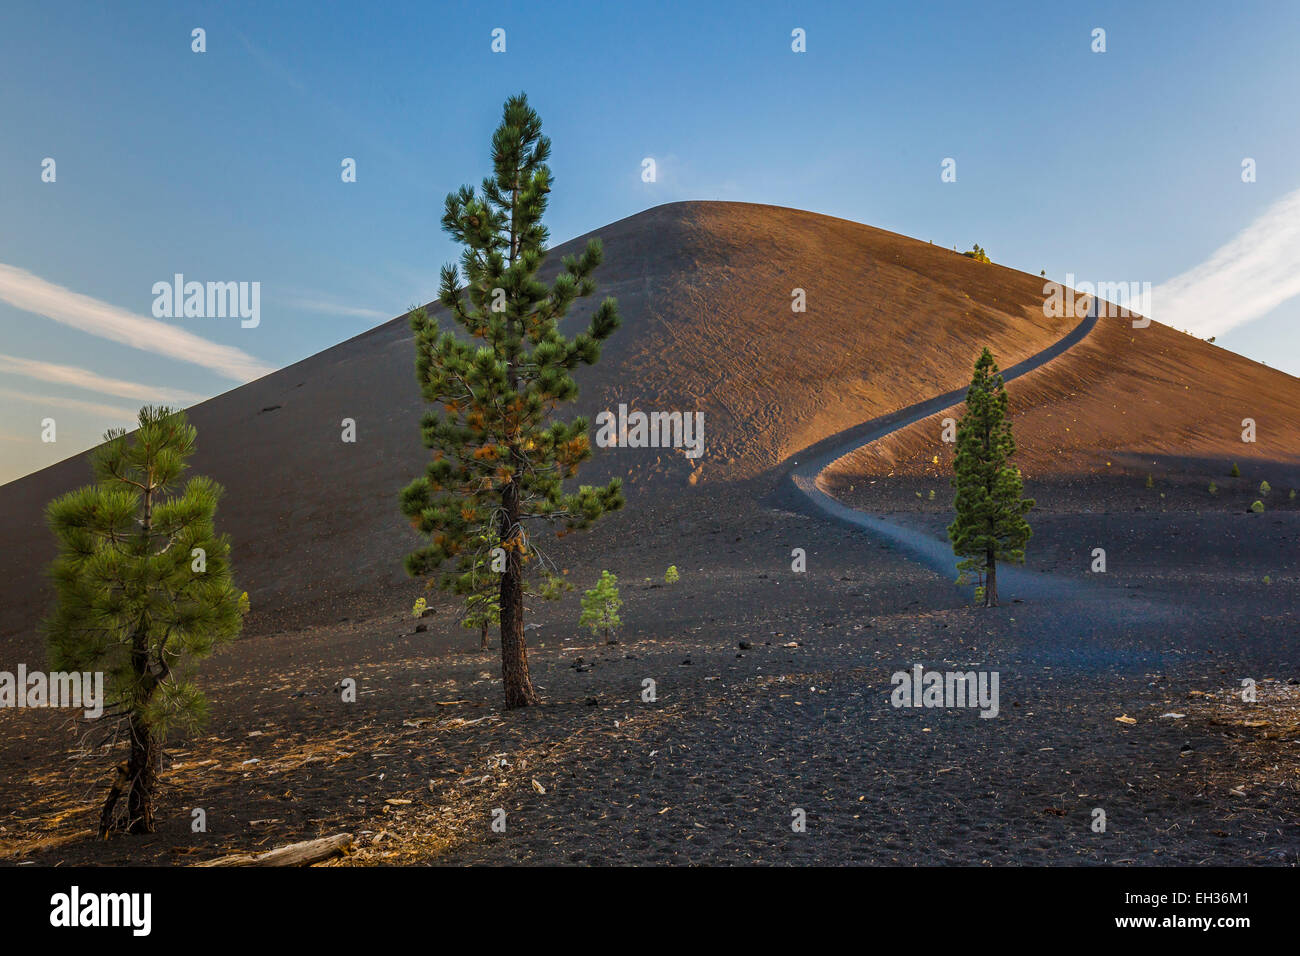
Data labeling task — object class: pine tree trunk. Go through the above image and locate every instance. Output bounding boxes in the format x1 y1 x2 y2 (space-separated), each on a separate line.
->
480 623 489 650
124 610 160 833
498 480 538 709
495 171 538 710
99 706 161 835
102 473 165 835
985 550 998 607
97 761 129 838
125 714 159 834
128 478 158 831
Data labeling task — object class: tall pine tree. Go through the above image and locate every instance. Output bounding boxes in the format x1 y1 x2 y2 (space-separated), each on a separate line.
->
400 93 623 708
44 406 245 834
948 348 1033 607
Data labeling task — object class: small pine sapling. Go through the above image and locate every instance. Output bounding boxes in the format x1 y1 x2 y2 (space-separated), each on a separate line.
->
580 570 623 645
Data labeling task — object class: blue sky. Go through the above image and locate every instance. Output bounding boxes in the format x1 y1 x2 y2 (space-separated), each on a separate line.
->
2 0 1299 483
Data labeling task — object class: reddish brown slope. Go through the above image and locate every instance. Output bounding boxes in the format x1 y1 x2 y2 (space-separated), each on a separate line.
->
0 201 1080 646
592 202 1077 484
821 313 1300 493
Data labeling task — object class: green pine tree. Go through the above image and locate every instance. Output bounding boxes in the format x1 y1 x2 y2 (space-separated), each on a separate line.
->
948 349 1034 607
462 529 502 650
400 93 623 708
43 406 245 835
463 590 500 651
580 570 623 644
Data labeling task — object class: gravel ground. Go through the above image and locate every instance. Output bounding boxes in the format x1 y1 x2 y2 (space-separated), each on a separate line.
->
3 489 1296 866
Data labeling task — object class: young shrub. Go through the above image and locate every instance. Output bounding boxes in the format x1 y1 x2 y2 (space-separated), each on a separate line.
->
463 589 500 651
44 406 245 836
1231 462 1241 478
580 571 623 645
412 596 429 618
1208 480 1218 495
459 528 501 650
1259 480 1271 495
664 565 679 584
1250 499 1265 513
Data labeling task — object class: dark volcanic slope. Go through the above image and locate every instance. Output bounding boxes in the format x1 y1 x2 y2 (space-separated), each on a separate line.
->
0 201 1079 649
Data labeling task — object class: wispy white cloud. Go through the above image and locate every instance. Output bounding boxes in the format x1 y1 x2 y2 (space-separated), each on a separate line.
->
1153 186 1300 338
0 386 137 422
0 353 204 406
284 296 389 321
0 263 275 382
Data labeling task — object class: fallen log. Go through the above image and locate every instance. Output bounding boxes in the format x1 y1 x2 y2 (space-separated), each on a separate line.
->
197 833 353 867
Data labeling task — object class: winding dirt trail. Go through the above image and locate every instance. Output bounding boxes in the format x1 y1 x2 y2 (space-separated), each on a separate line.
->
781 299 1101 602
